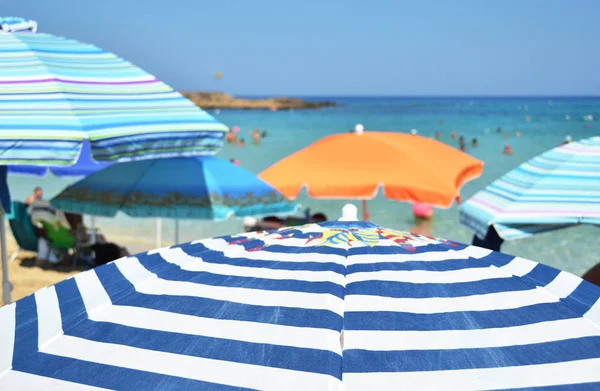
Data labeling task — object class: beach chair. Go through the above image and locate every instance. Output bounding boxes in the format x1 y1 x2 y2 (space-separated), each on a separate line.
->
38 215 96 270
25 200 95 269
7 201 38 262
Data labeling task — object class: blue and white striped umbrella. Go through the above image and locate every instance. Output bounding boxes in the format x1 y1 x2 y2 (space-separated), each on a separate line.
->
7 139 111 178
0 21 228 166
460 136 600 240
1 216 599 390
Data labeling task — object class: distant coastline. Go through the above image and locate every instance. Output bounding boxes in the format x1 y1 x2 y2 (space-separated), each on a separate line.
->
182 92 337 110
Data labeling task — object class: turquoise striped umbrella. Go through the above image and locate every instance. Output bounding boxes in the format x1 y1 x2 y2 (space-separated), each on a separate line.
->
0 18 228 305
0 22 228 166
460 136 600 240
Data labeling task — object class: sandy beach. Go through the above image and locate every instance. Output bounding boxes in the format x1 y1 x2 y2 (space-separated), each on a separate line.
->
1 231 82 302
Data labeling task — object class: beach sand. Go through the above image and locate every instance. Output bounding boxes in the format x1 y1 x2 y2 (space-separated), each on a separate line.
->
1 232 81 302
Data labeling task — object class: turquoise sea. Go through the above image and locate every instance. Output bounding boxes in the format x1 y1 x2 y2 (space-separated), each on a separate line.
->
7 97 599 276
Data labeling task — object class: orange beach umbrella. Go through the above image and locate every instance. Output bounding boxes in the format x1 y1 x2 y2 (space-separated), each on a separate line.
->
259 131 483 219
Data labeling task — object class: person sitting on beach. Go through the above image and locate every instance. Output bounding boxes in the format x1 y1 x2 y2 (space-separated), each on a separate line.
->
226 130 237 144
410 203 433 236
250 212 329 231
63 213 129 266
28 199 71 267
25 186 43 205
472 138 478 147
310 213 328 223
503 144 513 155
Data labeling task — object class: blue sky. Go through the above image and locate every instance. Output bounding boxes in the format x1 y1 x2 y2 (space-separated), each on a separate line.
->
4 0 599 96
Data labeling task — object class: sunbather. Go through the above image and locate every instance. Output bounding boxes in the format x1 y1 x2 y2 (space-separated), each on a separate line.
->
27 199 72 266
244 212 329 231
24 186 43 205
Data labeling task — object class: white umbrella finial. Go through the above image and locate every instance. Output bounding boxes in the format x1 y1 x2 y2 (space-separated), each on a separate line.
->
339 204 358 221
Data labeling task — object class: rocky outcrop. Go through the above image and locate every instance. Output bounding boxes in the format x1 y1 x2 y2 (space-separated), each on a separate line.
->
182 92 337 110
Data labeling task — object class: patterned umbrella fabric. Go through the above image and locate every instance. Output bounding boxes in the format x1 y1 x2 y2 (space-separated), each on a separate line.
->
1 217 599 390
7 139 110 178
0 17 37 33
460 136 600 240
51 156 299 220
0 27 228 166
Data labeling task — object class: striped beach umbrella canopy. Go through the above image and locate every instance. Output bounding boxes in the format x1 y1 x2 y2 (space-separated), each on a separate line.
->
0 19 228 166
7 139 110 178
50 156 299 220
1 207 599 390
460 136 600 240
0 18 229 305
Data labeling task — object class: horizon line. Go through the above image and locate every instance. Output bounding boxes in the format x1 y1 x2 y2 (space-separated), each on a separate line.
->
233 94 600 99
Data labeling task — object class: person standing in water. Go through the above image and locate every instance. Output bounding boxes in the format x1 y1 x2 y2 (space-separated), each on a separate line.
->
458 136 466 151
252 129 261 144
471 138 478 147
226 130 237 144
411 203 433 235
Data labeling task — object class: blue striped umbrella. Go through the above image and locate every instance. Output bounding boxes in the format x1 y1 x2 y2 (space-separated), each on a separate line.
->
0 18 229 305
460 136 600 240
50 156 299 220
0 21 228 166
1 213 599 389
7 139 110 178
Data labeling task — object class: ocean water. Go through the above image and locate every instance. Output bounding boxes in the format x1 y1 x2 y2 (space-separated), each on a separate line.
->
7 97 599 275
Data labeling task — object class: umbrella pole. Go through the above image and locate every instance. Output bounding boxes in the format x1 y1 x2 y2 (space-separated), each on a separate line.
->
1 207 11 305
361 200 370 221
156 218 162 248
90 216 97 243
174 219 179 245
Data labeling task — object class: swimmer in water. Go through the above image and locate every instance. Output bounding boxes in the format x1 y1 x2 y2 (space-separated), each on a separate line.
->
562 135 572 145
516 130 522 137
472 138 478 147
503 144 513 155
238 138 246 147
496 127 502 133
504 133 509 140
458 136 466 151
435 131 441 139
229 158 240 166
252 129 261 145
451 131 457 139
261 130 268 138
226 130 237 144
